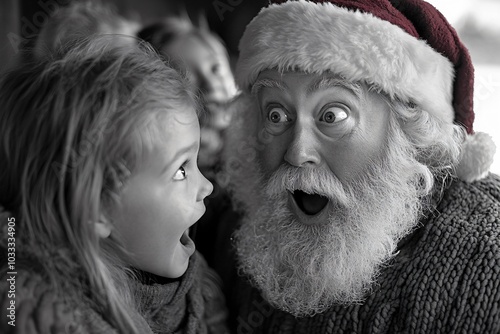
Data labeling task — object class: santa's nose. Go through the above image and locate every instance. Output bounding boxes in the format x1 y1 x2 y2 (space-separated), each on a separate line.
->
284 122 321 167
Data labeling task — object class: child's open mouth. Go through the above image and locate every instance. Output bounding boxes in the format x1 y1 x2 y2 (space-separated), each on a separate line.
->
180 230 195 255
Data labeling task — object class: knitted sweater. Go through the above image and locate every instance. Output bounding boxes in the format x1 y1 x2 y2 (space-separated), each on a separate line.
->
223 174 500 334
0 249 230 334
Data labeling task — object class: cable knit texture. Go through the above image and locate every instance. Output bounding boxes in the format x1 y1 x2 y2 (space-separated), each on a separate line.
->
227 174 500 333
0 246 229 334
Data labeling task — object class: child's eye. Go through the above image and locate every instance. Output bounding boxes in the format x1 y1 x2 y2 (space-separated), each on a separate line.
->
173 166 187 180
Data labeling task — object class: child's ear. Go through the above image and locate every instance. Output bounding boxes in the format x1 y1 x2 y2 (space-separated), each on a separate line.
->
94 215 112 239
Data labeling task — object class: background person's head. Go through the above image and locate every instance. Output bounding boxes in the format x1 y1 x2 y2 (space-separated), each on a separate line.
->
224 0 496 316
33 1 140 59
138 16 236 107
0 37 208 332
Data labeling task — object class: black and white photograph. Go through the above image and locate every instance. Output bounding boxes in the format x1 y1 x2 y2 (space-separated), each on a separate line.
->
0 0 499 333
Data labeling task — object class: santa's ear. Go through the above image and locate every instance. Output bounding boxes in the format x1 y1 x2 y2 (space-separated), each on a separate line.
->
94 215 112 239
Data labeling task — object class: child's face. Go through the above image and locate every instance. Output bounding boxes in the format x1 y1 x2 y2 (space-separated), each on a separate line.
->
113 106 213 278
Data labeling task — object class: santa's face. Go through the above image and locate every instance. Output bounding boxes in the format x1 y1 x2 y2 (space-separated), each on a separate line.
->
228 70 429 316
253 70 390 225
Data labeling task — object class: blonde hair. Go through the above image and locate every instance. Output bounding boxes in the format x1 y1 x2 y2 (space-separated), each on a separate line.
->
0 37 196 332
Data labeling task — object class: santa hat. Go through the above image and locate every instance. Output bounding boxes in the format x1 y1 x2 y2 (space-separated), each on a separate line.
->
236 0 495 182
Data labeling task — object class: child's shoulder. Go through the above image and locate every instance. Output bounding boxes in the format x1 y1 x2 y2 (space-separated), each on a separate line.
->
0 262 80 333
0 256 118 333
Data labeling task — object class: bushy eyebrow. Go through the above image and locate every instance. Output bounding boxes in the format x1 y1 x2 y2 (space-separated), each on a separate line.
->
307 76 362 100
251 78 287 96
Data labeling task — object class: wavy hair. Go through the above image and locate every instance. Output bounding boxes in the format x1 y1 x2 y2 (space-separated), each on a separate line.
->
384 95 466 194
0 38 197 332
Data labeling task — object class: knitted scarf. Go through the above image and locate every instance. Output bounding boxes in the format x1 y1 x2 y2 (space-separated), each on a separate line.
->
132 252 223 334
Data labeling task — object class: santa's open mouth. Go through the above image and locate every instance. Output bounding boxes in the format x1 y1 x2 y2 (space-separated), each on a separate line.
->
291 190 329 216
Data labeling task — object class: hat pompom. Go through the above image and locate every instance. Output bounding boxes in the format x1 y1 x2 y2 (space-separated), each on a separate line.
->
456 132 496 182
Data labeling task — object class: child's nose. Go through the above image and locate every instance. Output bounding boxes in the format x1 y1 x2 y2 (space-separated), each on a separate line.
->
197 174 213 201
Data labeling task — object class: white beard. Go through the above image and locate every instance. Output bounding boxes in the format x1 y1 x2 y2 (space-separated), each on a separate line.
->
228 112 433 317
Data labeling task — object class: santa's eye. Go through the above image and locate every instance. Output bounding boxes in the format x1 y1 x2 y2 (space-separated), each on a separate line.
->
268 107 289 123
320 105 348 123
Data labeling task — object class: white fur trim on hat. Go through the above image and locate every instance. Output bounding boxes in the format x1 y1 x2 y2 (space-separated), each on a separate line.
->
236 0 455 126
456 132 496 182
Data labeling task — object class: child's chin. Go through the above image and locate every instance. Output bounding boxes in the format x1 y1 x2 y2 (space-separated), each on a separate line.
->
161 258 190 279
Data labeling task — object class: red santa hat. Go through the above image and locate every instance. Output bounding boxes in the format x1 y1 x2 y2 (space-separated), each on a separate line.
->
236 0 495 182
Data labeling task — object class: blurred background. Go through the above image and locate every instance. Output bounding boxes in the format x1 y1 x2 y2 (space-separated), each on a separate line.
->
428 0 500 175
0 0 498 174
0 0 268 70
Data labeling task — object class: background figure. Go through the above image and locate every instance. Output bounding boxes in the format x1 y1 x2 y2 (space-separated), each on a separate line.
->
33 0 140 59
138 16 238 178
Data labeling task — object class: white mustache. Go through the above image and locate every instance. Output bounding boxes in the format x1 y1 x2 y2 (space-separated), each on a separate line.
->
264 164 350 206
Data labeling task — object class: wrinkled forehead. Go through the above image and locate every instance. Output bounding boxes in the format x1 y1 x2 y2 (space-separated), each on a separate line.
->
251 69 364 98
